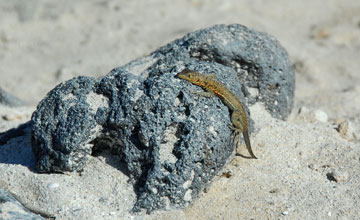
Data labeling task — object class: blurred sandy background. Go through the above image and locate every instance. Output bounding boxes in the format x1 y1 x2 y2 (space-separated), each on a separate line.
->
1 0 360 219
0 0 358 111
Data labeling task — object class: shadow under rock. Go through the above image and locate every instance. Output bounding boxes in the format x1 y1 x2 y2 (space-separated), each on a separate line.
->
0 121 36 171
90 138 132 177
0 121 133 177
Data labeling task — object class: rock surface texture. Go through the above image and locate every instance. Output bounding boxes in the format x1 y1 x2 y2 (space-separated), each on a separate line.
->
31 24 294 212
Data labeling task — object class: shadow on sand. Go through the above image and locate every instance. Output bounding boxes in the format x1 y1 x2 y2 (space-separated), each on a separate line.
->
0 121 36 171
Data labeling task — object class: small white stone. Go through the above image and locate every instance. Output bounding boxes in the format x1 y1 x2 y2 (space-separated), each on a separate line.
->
47 182 60 189
281 211 289 215
184 190 192 202
314 109 328 122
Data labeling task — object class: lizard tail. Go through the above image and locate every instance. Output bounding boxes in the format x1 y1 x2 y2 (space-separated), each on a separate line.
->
242 131 257 159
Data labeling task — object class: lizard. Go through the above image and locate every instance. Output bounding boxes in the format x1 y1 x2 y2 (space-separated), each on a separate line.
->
176 69 257 159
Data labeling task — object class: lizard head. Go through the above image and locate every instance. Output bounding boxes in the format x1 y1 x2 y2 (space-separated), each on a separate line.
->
176 69 205 86
176 69 198 81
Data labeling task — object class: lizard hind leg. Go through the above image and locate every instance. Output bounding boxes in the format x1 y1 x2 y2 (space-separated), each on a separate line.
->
230 126 257 159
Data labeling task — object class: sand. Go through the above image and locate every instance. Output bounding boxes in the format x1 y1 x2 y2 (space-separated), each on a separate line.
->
1 0 359 219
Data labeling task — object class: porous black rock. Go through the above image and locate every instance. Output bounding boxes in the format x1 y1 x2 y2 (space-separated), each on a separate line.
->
31 24 295 213
152 24 294 119
31 76 101 172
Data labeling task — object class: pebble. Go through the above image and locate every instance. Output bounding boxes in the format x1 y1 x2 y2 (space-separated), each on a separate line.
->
281 211 289 215
313 109 328 122
47 182 60 189
331 170 349 182
337 120 356 141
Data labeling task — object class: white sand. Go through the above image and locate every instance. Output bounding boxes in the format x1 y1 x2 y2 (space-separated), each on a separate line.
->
1 1 359 219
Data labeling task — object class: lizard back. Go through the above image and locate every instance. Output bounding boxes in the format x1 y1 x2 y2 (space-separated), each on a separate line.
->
177 69 247 120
